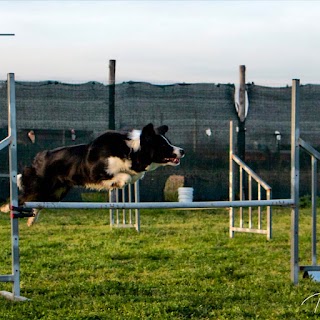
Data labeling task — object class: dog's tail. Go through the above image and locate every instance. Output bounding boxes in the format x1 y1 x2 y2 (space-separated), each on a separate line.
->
0 173 25 213
18 166 40 203
17 173 23 191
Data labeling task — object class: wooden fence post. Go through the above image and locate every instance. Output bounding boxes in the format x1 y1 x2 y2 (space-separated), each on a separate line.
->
237 65 246 161
108 59 116 130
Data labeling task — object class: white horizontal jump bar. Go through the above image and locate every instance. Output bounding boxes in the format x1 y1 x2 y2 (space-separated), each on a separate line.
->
24 199 294 210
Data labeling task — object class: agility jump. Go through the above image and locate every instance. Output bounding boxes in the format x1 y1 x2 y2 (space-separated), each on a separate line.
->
0 75 317 302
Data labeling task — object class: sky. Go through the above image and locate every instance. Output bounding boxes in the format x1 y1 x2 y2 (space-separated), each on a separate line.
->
1 0 320 86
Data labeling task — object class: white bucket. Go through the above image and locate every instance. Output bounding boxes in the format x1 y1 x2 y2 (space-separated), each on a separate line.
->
178 187 194 202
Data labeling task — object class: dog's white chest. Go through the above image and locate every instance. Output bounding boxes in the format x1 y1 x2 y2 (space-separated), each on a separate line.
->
106 156 135 176
85 156 144 191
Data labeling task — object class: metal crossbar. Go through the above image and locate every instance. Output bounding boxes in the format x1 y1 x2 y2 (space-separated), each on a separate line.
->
24 199 293 210
229 121 272 240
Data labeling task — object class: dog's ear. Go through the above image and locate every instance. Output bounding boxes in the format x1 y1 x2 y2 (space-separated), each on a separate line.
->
156 125 168 135
141 123 156 143
142 123 155 135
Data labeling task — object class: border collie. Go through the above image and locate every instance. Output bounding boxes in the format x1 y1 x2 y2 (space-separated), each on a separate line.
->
1 123 184 226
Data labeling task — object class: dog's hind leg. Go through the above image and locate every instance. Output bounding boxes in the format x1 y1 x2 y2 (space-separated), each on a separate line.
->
0 203 10 213
25 185 71 227
27 208 42 227
1 203 41 227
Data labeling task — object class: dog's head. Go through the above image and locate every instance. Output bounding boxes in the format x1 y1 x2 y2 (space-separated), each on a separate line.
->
140 123 185 170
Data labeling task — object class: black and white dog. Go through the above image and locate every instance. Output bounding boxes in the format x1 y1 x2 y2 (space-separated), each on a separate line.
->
2 123 184 225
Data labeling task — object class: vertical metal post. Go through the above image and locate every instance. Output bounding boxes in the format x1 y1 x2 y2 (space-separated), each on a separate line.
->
8 73 20 297
134 181 140 232
239 167 243 227
115 189 119 225
291 79 300 284
311 156 317 265
122 188 126 224
109 189 114 228
267 189 272 240
258 184 261 229
229 121 235 238
248 175 252 229
128 184 133 225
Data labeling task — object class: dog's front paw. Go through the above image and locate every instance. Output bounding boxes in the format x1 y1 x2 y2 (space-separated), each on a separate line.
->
111 173 132 189
110 181 126 189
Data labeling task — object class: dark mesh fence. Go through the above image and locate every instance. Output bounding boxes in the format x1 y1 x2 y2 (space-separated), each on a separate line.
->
1 80 320 202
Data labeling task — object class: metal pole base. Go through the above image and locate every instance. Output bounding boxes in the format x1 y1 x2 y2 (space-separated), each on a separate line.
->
0 291 30 301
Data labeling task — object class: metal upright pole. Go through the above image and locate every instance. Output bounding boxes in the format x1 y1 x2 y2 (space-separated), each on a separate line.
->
134 181 140 232
8 73 20 296
291 79 300 284
0 73 28 301
311 156 317 265
229 121 235 238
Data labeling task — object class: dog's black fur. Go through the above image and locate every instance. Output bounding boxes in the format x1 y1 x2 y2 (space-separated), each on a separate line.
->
18 123 184 204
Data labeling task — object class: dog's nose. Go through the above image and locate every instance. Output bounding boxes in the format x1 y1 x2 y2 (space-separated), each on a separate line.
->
180 149 185 157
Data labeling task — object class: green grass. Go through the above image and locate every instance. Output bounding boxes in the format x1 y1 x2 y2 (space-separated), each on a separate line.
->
0 206 320 319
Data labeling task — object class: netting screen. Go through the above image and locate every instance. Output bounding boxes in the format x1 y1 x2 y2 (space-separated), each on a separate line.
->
1 80 320 202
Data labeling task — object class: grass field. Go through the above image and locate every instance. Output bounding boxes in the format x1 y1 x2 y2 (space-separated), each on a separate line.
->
0 205 320 319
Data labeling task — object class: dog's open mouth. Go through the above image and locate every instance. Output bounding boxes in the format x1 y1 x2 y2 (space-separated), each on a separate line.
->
164 157 180 165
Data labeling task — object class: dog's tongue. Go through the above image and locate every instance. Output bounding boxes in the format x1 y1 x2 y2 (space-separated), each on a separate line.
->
172 158 180 164
164 157 180 165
